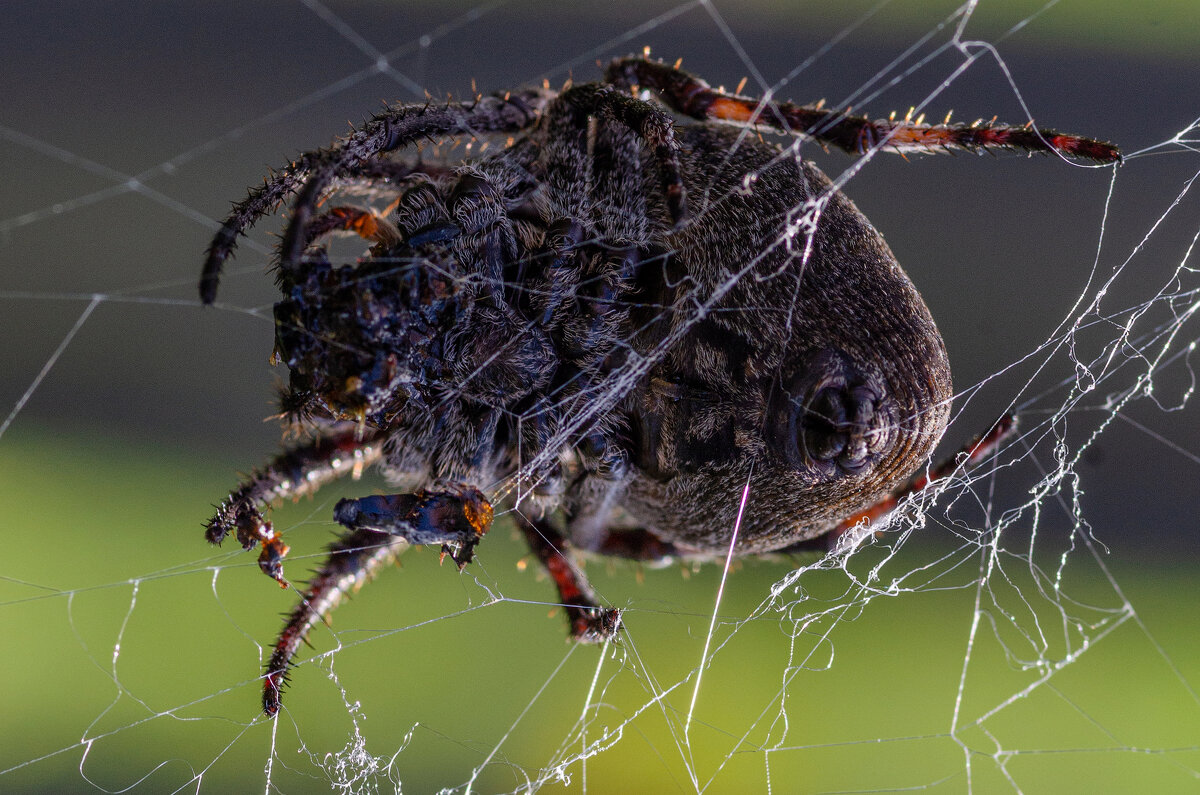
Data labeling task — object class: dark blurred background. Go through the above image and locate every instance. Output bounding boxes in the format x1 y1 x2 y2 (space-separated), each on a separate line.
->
3 0 1197 557
2 1 1198 792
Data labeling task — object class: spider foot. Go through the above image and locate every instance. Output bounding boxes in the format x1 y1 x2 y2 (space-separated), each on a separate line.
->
262 664 291 717
566 604 623 644
256 534 291 586
517 515 624 643
207 499 291 587
333 487 493 568
438 542 477 570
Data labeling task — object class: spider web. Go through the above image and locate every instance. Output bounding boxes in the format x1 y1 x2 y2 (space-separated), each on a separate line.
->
3 0 1199 791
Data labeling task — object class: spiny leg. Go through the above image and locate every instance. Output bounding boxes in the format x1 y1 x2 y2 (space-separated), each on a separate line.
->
200 93 549 303
784 413 1017 555
555 84 689 225
206 428 383 585
263 485 493 715
202 159 431 303
334 158 457 191
300 159 471 248
605 56 1121 163
274 94 548 282
516 514 622 643
264 526 399 716
202 159 446 304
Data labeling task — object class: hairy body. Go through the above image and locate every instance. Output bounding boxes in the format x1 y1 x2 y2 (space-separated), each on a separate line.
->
268 123 949 557
199 57 1113 713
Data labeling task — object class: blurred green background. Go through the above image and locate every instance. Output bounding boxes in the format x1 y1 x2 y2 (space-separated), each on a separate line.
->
3 0 1199 792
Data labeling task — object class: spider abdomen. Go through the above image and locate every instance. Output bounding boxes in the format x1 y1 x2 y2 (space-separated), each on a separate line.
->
608 127 953 553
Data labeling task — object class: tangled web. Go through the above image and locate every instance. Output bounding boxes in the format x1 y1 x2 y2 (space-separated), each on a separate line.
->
2 0 1198 791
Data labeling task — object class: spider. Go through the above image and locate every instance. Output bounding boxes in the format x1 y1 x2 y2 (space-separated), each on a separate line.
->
199 55 1118 716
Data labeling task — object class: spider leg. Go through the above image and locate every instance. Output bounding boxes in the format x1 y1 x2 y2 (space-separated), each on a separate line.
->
263 485 492 715
783 413 1017 555
591 527 679 564
554 84 689 225
206 428 383 585
333 158 457 192
333 486 493 567
516 514 622 643
199 93 548 304
263 526 399 716
202 160 440 304
605 57 1121 163
273 93 549 286
311 162 456 217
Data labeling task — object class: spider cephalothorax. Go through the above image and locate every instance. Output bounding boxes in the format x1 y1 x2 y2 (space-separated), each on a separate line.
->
200 55 1117 715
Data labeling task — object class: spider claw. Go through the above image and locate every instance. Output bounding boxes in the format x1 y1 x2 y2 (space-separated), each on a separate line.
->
258 535 291 587
568 606 623 643
263 671 285 716
448 538 482 569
